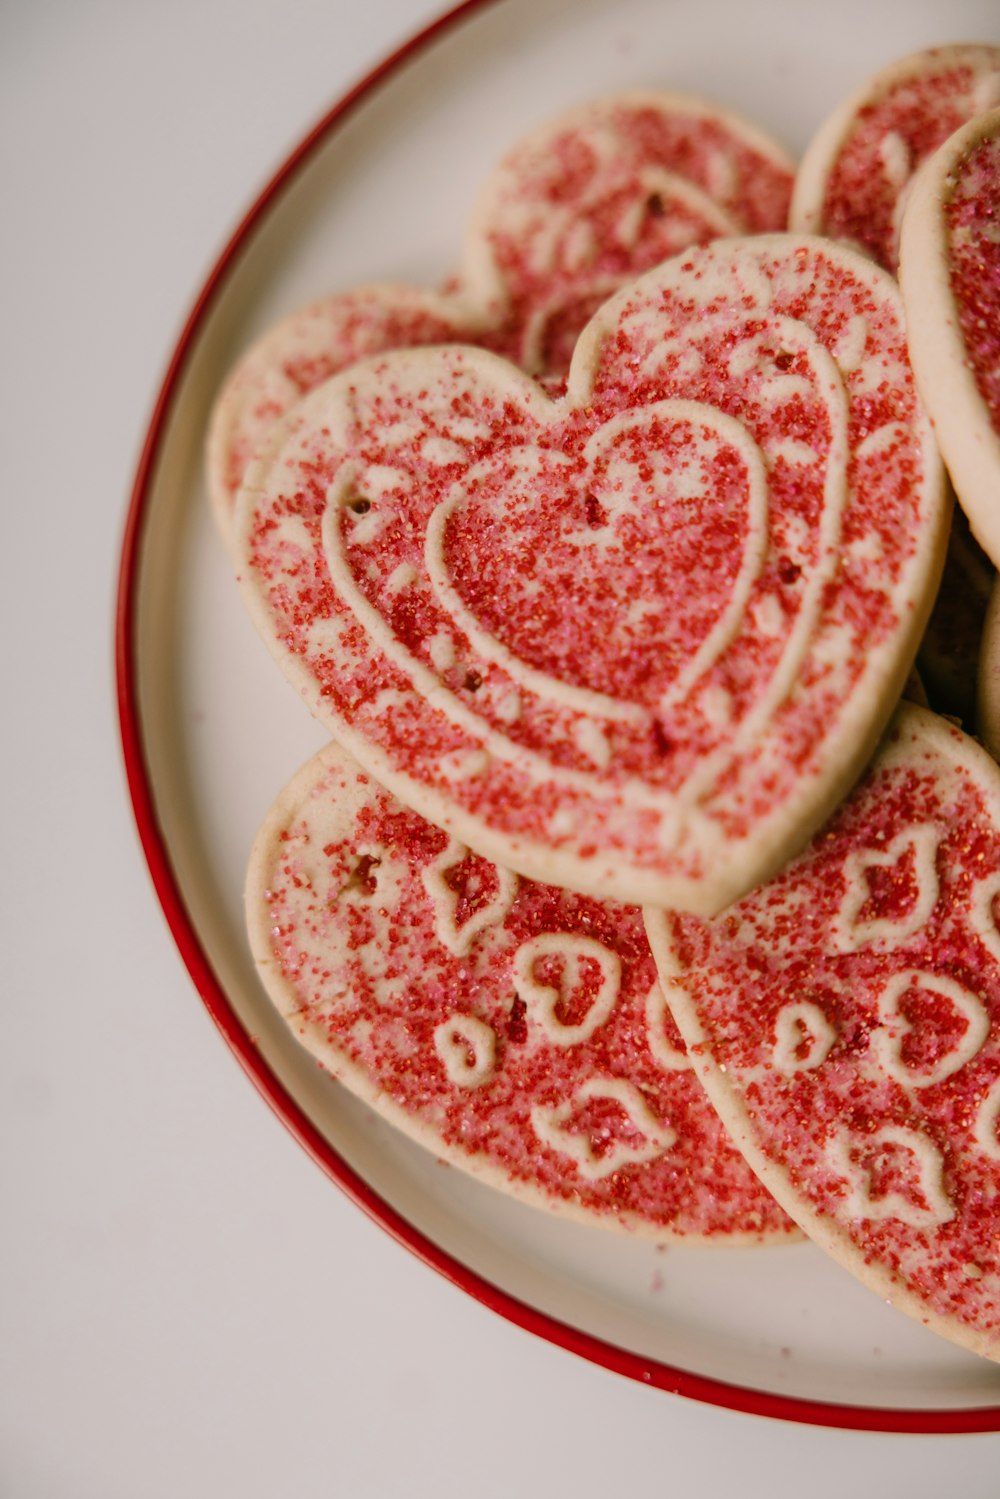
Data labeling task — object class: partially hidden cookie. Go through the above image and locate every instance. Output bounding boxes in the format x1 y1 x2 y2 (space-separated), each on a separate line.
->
208 92 794 545
460 90 795 375
646 703 1000 1360
976 576 1000 763
246 738 796 1241
790 44 1000 270
207 287 481 545
917 505 994 724
899 107 1000 571
235 235 948 915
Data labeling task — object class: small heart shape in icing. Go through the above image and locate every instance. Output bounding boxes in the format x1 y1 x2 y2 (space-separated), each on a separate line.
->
872 971 989 1088
833 825 940 951
529 1078 676 1182
421 839 518 956
238 236 946 913
827 1125 954 1229
646 704 1000 1360
246 738 795 1241
512 933 620 1045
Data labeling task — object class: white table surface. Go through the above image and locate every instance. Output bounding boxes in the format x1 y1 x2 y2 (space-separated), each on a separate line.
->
5 2 1000 1493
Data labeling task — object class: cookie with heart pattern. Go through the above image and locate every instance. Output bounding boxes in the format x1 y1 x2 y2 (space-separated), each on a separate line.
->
646 703 1000 1360
208 91 794 545
245 737 796 1240
235 235 947 914
790 43 1000 270
899 107 1000 572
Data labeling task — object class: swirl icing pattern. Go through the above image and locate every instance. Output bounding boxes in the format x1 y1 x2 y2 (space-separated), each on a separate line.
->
238 235 947 913
646 705 1000 1360
244 738 795 1242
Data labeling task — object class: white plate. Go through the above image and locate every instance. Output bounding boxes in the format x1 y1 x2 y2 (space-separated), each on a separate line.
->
118 0 1000 1428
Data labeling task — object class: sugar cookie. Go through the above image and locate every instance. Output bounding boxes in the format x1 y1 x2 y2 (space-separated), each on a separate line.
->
461 90 795 374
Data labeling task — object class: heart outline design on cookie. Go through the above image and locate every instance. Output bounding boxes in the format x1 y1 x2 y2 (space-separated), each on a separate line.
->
871 970 990 1089
321 391 784 738
832 824 941 952
529 1078 677 1182
511 932 621 1046
826 1124 955 1229
422 400 773 719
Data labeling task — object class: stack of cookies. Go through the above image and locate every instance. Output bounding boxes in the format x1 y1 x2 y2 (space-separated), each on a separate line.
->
209 45 1000 1363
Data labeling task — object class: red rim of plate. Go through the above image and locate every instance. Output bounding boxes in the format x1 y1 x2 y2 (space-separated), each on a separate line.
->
114 0 1000 1435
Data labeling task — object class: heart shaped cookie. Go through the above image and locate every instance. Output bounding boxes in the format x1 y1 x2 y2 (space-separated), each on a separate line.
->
246 737 796 1240
900 107 1000 572
209 92 793 545
646 704 1000 1360
790 43 1000 270
235 235 948 914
